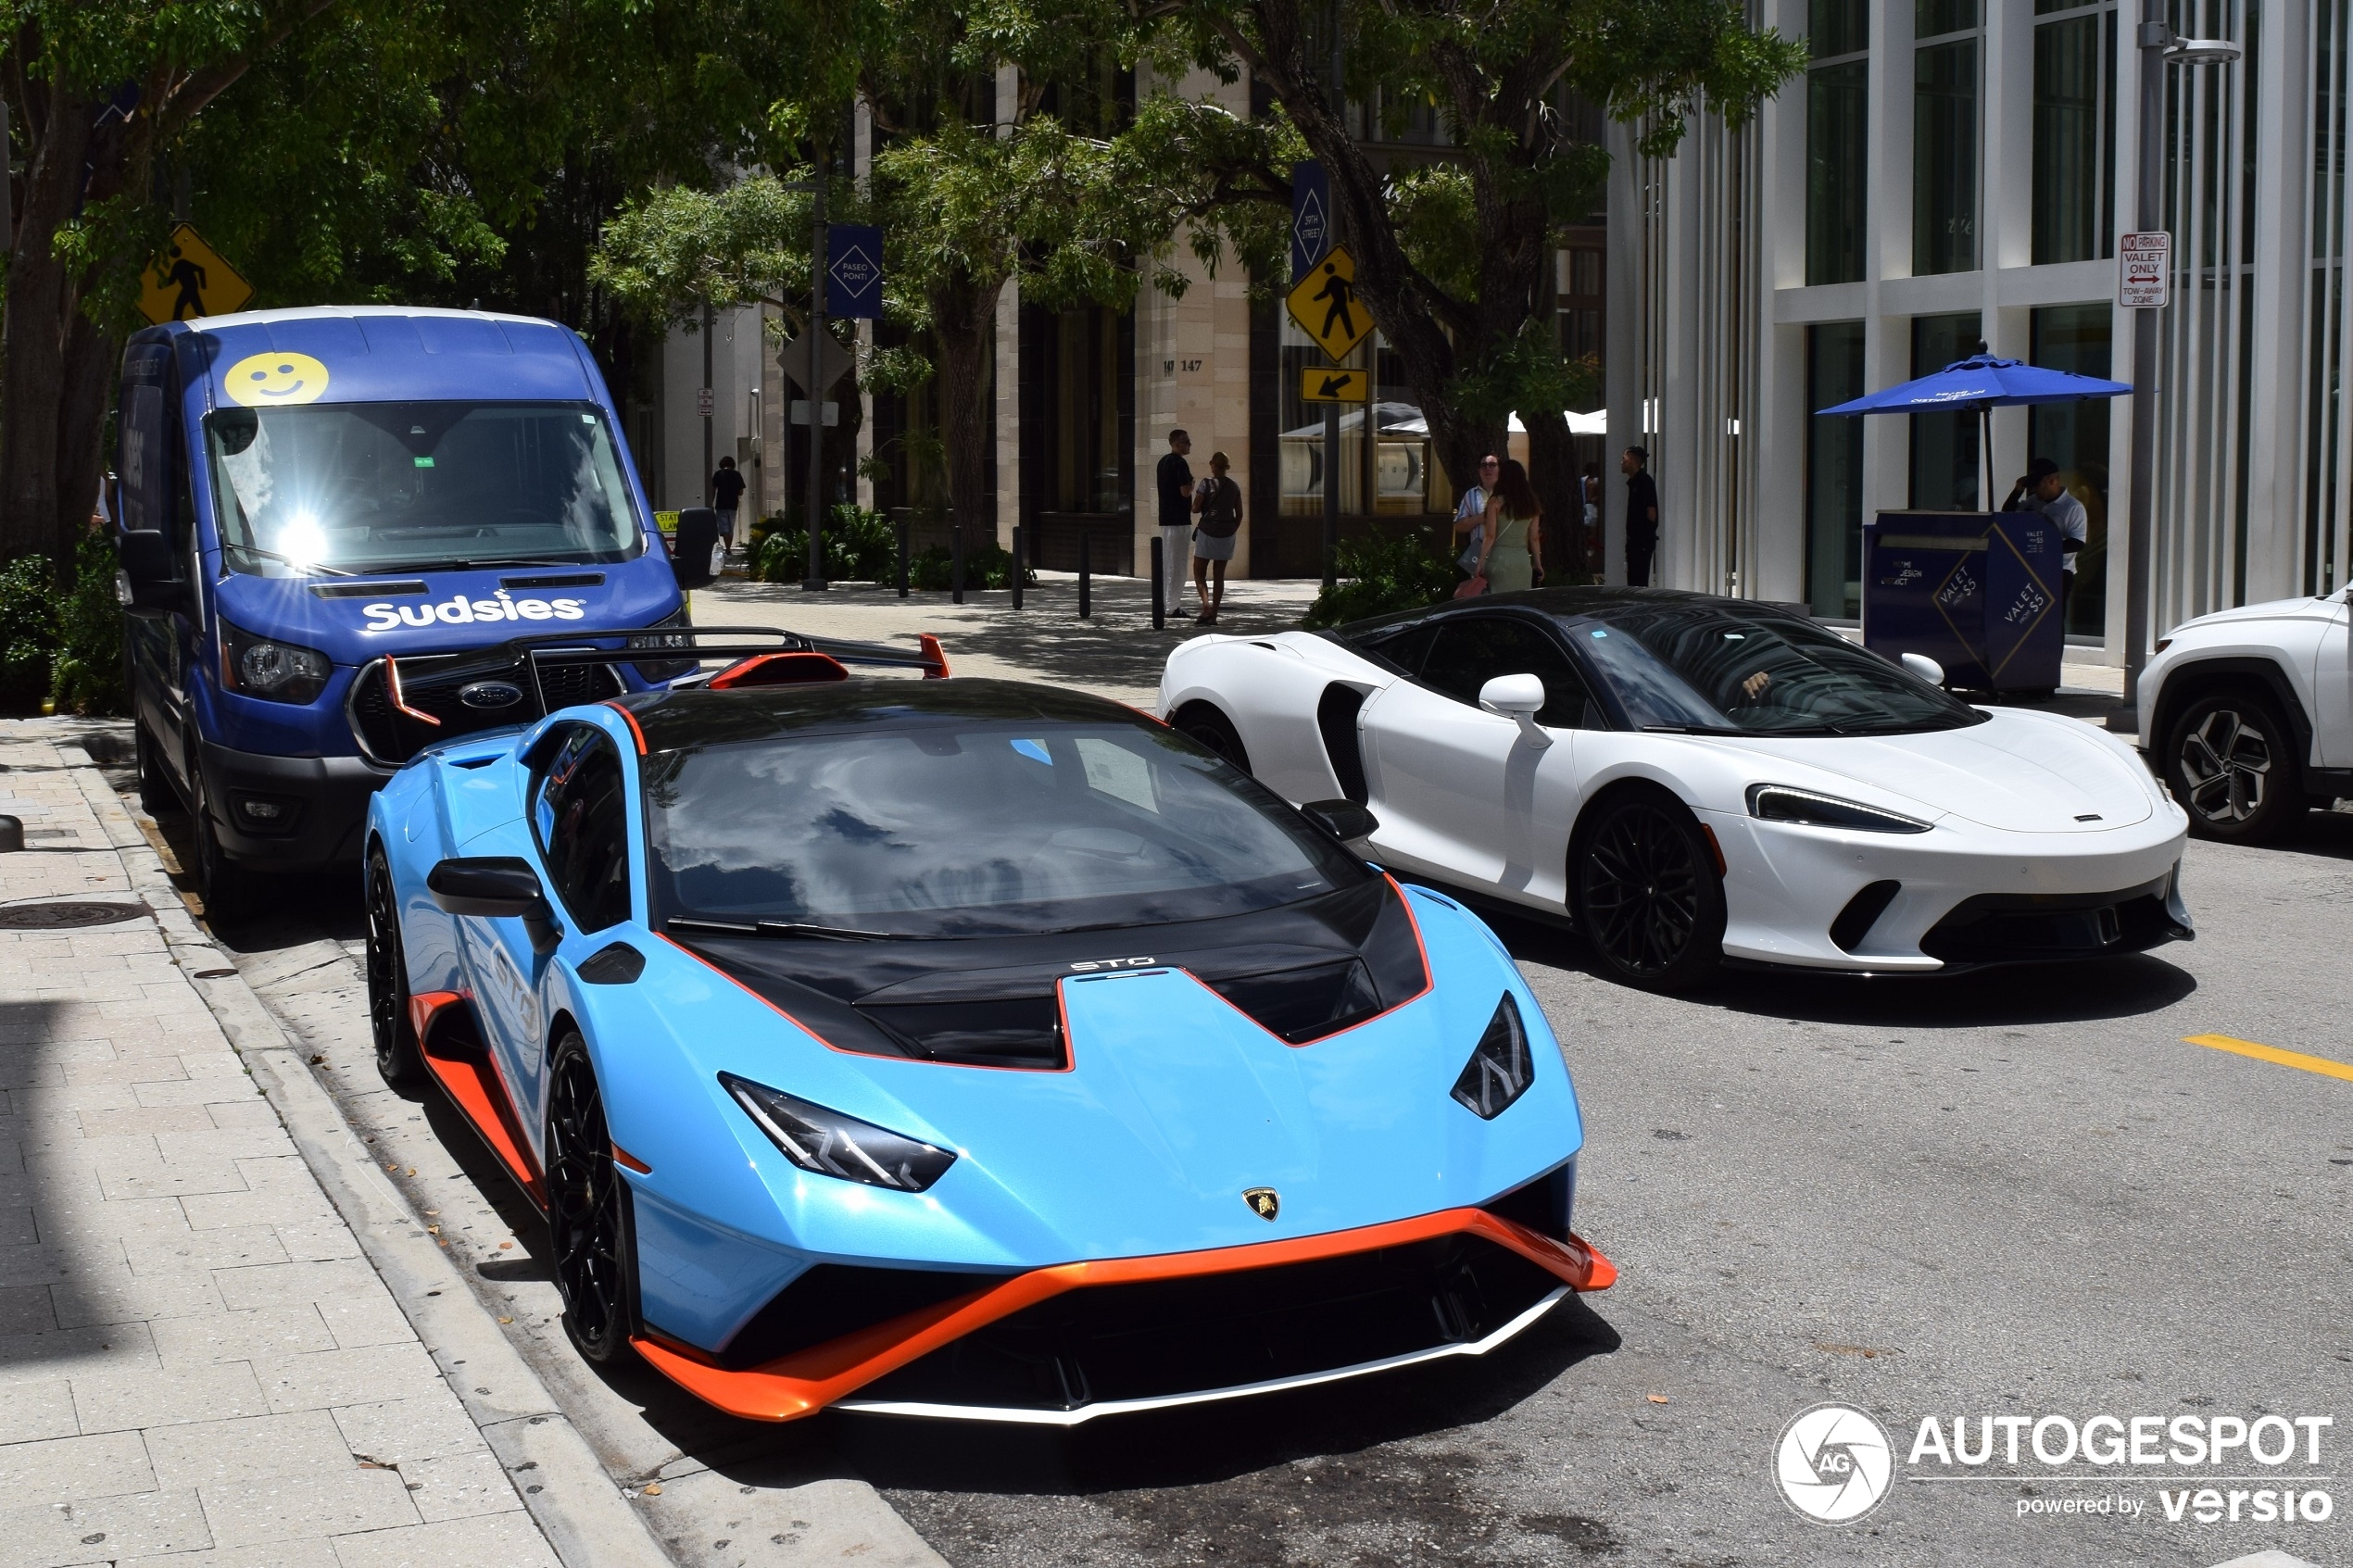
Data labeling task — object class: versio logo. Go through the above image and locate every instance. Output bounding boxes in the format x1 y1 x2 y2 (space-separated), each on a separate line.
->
1776 1403 1894 1524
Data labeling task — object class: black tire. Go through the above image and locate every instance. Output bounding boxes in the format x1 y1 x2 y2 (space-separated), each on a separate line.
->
1176 705 1252 774
189 775 257 923
2165 687 2305 845
365 847 425 1088
132 721 181 817
546 1033 638 1366
1571 786 1727 993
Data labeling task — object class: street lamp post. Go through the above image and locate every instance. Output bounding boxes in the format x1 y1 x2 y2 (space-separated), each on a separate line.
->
2121 9 2240 709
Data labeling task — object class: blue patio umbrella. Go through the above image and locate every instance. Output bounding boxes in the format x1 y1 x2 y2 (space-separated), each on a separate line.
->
1816 354 2133 509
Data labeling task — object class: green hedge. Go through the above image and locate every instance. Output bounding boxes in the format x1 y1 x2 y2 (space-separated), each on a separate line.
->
0 535 126 716
910 540 1033 592
1300 529 1459 630
748 505 899 583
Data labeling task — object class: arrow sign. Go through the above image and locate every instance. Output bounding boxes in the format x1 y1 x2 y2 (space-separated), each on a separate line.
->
1286 244 1372 363
138 223 253 325
1300 367 1369 403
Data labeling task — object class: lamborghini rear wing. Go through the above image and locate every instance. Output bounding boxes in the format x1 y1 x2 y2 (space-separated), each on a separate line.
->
514 624 950 697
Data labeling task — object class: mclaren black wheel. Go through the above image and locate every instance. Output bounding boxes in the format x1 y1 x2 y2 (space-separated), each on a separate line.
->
1571 787 1727 993
546 1033 637 1366
365 847 424 1088
2166 688 2305 845
1175 704 1252 774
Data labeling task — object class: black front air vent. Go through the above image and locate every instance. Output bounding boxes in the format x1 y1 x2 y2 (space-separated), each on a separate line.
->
718 1263 1011 1370
1315 684 1369 804
1209 958 1383 1044
308 580 429 598
501 572 605 589
859 996 1065 1069
1830 880 1902 952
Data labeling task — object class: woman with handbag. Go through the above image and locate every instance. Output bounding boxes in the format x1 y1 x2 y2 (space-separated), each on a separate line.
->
1474 457 1544 594
1190 451 1243 625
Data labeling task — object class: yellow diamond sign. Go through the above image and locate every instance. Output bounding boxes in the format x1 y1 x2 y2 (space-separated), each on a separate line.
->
1286 244 1371 362
139 224 255 326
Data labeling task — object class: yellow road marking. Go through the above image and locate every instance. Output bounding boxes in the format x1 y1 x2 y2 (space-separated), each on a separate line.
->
2183 1034 2353 1085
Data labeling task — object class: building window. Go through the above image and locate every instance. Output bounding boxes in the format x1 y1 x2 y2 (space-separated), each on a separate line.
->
1915 0 1981 275
1278 326 1433 523
2033 0 2117 264
2029 303 2114 634
1806 320 1869 618
1558 244 1605 365
1909 312 1982 508
1053 307 1123 514
1806 0 1870 286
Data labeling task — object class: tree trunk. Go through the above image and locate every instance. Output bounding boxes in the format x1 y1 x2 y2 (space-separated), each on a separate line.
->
1522 411 1580 582
928 271 1001 545
0 82 94 567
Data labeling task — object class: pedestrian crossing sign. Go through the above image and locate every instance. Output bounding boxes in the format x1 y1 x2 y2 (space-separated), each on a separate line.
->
1285 244 1371 362
138 224 254 326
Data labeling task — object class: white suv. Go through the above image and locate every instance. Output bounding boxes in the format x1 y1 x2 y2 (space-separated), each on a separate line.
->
2137 586 2353 842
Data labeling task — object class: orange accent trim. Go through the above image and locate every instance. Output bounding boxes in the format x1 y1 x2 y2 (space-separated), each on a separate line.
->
1698 822 1727 878
386 659 444 726
918 633 950 679
411 996 546 1208
708 651 849 690
630 1209 1613 1423
601 699 648 754
611 1142 653 1174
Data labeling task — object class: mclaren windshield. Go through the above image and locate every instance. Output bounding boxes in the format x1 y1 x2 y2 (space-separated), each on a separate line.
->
207 401 645 576
1571 604 1987 735
645 715 1373 938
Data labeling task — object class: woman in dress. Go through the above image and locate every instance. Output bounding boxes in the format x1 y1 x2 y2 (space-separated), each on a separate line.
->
1189 451 1243 624
1477 457 1545 593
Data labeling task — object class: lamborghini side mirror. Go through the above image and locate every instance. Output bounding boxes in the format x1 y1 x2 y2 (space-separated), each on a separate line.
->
428 857 564 955
1301 799 1379 843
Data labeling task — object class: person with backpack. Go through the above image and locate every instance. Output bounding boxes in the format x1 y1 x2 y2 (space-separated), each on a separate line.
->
1190 450 1243 625
710 456 747 552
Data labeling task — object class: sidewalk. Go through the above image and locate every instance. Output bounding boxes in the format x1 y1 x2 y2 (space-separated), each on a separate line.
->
0 725 570 1568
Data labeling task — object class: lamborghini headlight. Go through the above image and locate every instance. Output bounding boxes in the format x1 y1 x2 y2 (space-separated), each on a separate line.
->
719 1073 955 1192
1451 993 1535 1120
1746 783 1931 834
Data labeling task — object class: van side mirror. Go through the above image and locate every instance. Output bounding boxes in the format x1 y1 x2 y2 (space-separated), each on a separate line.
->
428 857 564 955
115 532 188 617
1300 798 1379 843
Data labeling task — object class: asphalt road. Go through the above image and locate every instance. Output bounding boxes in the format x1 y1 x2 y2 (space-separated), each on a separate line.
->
96 631 2352 1568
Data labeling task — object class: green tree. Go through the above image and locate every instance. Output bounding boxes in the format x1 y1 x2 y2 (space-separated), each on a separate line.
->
1155 0 1805 558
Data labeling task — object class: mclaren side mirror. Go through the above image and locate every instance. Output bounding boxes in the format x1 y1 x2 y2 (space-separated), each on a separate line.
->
115 531 189 617
1901 651 1947 686
427 857 564 955
1301 798 1379 843
1478 673 1554 748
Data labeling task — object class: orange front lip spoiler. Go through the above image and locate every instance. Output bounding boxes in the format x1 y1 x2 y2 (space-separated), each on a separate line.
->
631 1208 1614 1423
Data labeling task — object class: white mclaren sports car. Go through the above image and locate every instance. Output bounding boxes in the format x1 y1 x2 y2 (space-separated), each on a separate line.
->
1159 588 2192 991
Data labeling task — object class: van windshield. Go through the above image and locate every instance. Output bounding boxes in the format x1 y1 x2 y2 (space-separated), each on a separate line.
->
207 401 645 575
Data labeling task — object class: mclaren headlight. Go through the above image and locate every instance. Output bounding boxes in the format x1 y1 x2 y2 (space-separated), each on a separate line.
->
1746 783 1931 834
719 1073 955 1192
1452 993 1535 1120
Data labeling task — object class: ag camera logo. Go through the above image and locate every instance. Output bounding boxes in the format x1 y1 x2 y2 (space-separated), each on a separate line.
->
1776 1403 1894 1524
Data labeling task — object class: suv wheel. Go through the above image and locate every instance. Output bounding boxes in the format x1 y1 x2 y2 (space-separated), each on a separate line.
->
2166 688 2305 844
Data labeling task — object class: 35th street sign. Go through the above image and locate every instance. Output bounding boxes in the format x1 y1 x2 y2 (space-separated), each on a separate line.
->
2120 232 2171 309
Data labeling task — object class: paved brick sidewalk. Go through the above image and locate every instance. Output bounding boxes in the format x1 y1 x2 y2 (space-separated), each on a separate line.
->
0 727 558 1568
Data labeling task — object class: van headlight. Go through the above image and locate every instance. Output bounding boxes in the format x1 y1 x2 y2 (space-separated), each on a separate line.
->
1746 784 1931 834
221 620 331 704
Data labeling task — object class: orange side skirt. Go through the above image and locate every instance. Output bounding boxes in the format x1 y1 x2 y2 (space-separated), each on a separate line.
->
409 991 547 1209
632 1208 1614 1423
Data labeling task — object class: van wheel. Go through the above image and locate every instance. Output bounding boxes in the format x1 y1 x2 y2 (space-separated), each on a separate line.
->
190 779 256 923
365 847 424 1089
132 723 180 817
2166 688 2305 844
546 1033 638 1366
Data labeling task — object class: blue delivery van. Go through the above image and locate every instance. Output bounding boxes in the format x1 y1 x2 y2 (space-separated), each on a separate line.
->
111 307 712 912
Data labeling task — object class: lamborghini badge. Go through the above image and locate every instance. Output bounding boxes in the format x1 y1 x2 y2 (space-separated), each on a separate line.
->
1243 1187 1279 1222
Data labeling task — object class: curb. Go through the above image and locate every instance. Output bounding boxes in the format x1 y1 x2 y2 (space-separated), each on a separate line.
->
57 735 676 1568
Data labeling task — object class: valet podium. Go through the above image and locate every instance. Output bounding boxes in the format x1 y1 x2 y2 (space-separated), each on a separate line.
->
1861 510 2065 694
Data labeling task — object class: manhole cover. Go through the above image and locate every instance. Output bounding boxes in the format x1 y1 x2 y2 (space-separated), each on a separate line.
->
0 901 146 930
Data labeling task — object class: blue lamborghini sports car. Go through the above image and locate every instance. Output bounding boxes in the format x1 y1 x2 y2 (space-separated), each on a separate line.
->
363 632 1613 1424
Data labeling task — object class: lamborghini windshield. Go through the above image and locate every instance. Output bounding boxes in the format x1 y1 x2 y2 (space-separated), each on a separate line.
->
1572 604 1986 734
207 401 645 575
643 717 1372 938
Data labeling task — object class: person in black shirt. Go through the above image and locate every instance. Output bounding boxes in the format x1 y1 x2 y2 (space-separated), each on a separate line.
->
711 457 747 552
1622 446 1660 587
1155 430 1195 618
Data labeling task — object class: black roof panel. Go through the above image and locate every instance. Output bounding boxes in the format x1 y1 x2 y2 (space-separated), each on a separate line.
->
615 676 1143 753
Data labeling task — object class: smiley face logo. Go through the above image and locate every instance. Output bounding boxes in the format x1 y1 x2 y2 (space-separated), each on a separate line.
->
224 351 330 407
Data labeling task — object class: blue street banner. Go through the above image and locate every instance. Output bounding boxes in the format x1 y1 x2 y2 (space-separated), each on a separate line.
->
826 224 884 320
1290 162 1331 285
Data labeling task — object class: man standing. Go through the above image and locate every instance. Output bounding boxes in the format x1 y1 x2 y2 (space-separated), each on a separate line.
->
1452 454 1499 580
2003 456 2088 625
1622 446 1660 587
711 456 747 553
1156 429 1195 619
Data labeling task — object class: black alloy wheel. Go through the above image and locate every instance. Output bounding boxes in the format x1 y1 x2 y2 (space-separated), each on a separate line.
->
1571 788 1727 993
546 1033 637 1365
1176 705 1253 774
365 847 424 1088
2167 690 2305 845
